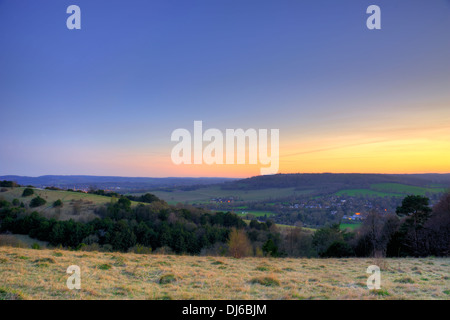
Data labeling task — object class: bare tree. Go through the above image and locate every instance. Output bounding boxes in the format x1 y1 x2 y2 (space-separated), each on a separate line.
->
227 228 252 258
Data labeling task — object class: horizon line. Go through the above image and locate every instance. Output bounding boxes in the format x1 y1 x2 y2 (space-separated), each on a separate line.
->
1 172 450 180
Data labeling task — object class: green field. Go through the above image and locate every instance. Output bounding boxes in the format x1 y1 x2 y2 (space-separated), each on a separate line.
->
370 183 447 195
335 189 402 197
335 183 447 198
233 210 276 217
340 223 362 231
151 186 312 204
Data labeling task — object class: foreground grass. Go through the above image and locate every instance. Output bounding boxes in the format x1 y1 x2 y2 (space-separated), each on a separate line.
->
0 246 449 300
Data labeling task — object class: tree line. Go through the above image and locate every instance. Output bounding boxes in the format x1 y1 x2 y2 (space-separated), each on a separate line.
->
0 194 279 256
0 185 448 257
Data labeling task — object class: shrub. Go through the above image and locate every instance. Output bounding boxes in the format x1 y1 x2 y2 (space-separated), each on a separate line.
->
22 188 34 197
12 199 19 206
0 180 17 188
262 239 278 257
31 243 41 250
76 243 86 251
128 244 152 254
30 196 46 208
322 241 354 258
53 199 63 208
0 200 9 209
80 243 102 252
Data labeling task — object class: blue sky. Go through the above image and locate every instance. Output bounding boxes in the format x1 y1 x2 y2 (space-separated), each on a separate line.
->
1 0 449 177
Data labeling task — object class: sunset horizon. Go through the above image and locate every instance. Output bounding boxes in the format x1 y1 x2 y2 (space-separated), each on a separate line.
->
1 0 449 180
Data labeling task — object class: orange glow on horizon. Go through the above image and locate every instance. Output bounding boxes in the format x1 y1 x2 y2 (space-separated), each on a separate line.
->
69 120 450 178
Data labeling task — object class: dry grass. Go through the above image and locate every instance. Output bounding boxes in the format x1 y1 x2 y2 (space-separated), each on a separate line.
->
0 246 449 300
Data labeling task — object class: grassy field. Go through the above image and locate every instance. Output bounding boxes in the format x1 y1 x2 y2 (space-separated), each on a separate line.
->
370 183 448 195
0 187 140 222
340 223 362 231
335 183 447 198
150 186 311 204
0 246 448 300
234 210 276 217
335 189 403 198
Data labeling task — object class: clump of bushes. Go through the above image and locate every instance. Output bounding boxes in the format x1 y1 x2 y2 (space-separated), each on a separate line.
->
22 188 34 197
31 243 41 250
53 199 63 208
128 244 152 254
30 196 46 208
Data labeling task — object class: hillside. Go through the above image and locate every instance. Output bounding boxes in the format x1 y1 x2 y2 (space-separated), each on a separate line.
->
0 187 120 221
0 246 448 300
146 174 449 205
0 175 236 193
221 173 450 192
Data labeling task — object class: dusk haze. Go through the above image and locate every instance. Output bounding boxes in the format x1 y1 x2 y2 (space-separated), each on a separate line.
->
1 0 449 178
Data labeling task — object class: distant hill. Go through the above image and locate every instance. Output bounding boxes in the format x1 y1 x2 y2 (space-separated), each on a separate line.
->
220 173 450 192
0 175 237 192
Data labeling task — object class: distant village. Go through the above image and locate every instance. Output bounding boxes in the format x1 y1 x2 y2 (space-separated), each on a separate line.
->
205 193 405 227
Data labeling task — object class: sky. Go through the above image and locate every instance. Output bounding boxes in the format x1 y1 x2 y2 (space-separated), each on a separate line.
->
1 0 449 178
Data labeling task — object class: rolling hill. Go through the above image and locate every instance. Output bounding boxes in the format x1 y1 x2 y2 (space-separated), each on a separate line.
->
0 175 236 193
0 187 123 222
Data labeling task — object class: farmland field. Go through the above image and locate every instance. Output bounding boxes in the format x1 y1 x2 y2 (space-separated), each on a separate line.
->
150 186 311 204
233 210 276 217
370 183 448 195
335 183 447 198
340 223 362 231
0 246 448 300
335 189 403 198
